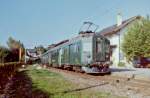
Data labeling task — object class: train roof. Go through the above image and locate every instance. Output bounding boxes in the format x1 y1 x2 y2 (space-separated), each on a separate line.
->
41 31 96 57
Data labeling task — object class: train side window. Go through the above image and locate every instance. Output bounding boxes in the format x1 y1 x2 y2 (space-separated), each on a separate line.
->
77 45 80 53
75 43 79 53
74 44 76 53
73 44 77 53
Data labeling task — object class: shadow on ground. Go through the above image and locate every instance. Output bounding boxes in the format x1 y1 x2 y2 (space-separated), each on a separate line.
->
110 68 135 72
1 69 109 98
2 70 50 98
48 82 109 97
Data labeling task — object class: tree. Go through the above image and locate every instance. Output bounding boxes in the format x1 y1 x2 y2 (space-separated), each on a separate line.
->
0 37 25 63
0 46 10 63
7 37 24 50
35 45 46 55
7 37 25 61
122 17 150 62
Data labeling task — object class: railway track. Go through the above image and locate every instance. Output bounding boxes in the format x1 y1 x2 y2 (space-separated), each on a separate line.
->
48 67 150 86
43 66 150 97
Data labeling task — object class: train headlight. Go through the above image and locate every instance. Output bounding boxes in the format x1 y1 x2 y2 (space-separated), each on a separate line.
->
106 54 109 58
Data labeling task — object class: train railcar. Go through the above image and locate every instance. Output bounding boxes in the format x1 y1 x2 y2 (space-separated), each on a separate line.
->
40 31 110 74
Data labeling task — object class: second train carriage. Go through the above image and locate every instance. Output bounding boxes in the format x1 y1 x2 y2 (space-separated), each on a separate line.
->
40 31 111 74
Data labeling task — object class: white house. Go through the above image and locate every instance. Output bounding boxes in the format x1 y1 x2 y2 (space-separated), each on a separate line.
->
98 14 141 68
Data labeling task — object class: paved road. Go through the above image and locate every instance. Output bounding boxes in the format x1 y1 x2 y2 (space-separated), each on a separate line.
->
110 66 150 81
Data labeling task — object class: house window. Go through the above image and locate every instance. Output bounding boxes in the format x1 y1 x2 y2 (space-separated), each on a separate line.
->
119 53 124 60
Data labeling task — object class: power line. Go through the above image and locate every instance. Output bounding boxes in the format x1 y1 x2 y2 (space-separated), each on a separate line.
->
82 1 122 23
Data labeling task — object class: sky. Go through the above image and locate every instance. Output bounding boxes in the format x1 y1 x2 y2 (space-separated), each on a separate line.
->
0 0 150 48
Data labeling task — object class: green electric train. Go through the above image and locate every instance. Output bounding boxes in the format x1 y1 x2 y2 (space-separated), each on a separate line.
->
40 31 110 74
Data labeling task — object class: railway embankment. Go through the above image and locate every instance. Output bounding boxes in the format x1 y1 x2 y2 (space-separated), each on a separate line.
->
27 65 126 98
1 64 126 98
0 62 24 95
43 64 150 98
1 64 150 98
0 63 49 98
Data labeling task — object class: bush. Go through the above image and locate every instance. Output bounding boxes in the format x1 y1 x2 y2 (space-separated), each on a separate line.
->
0 62 23 90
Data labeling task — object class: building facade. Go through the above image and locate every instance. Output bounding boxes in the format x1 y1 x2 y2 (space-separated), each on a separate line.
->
98 15 141 67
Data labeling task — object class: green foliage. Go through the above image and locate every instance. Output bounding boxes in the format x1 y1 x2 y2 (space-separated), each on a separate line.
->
0 37 25 63
35 45 46 55
7 37 24 50
122 17 150 61
118 62 126 67
0 46 10 63
7 37 25 61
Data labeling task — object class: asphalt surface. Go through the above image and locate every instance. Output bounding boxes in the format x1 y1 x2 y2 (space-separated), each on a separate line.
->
110 66 150 81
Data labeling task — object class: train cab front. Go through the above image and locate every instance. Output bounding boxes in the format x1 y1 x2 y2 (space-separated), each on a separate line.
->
82 34 111 75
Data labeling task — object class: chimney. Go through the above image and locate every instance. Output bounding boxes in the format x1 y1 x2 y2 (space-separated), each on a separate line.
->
117 12 122 26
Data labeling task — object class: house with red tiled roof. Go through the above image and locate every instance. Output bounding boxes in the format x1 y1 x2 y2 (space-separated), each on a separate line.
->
98 14 141 67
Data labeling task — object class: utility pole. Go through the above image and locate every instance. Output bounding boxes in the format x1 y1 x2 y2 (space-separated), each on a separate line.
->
25 48 26 64
119 33 120 63
19 47 22 62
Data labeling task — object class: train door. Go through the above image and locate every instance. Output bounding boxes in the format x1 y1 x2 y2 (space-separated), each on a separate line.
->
93 36 105 62
82 40 92 65
59 48 62 67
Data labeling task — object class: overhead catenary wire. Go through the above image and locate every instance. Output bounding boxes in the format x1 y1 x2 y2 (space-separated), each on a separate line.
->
79 1 122 32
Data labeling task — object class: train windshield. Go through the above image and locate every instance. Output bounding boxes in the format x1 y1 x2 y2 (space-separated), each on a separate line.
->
94 37 106 62
105 40 110 53
96 38 102 53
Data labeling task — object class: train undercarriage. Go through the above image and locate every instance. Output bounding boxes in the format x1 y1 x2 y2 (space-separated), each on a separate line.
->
44 63 111 75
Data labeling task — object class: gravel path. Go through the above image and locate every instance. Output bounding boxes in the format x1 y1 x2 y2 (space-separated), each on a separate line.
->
47 67 150 98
